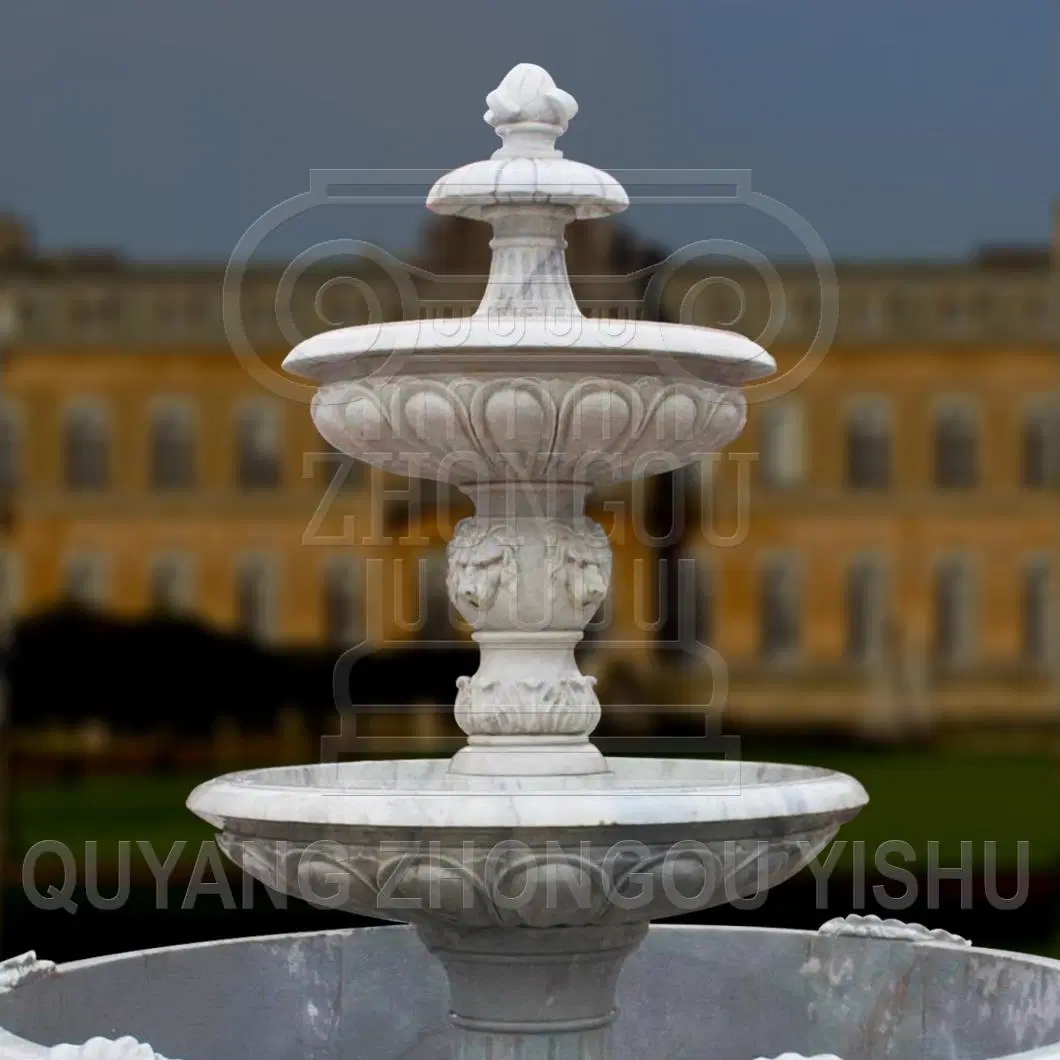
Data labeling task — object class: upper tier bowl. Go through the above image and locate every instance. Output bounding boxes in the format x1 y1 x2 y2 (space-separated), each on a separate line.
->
187 757 867 930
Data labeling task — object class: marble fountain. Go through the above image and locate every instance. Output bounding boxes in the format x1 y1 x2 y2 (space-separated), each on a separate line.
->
1 63 1059 1060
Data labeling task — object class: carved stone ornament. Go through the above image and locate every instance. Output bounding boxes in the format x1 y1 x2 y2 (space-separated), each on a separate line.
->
446 516 611 628
312 375 746 489
218 826 838 931
818 913 971 946
48 1039 177 1060
752 1054 846 1060
0 952 55 995
446 520 520 617
454 673 599 736
0 1030 177 1060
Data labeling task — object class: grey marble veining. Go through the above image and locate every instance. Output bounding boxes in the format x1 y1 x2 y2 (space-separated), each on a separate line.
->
1 925 1059 1060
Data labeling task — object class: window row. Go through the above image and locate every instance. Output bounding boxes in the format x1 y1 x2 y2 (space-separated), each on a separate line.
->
0 398 364 493
740 555 1052 667
13 282 1057 342
776 287 1057 340
757 396 1060 490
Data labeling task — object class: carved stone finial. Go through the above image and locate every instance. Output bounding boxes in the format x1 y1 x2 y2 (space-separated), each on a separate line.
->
818 913 970 947
484 63 578 157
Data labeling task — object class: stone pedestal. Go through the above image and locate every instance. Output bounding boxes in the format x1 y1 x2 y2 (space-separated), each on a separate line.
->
418 924 647 1059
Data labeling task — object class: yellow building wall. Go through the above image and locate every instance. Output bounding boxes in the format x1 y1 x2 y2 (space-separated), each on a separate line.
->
6 334 1060 693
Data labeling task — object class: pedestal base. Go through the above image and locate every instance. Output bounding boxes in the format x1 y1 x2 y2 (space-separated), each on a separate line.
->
447 736 611 778
417 923 648 1059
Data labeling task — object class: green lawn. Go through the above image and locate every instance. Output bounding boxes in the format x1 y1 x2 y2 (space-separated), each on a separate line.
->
9 772 217 874
738 745 1060 872
7 748 1060 876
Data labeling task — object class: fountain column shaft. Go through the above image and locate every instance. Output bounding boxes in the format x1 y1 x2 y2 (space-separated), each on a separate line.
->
419 924 648 1059
474 207 581 320
445 494 613 778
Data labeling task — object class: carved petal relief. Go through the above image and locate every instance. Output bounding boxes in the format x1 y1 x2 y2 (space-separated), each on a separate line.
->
313 376 745 486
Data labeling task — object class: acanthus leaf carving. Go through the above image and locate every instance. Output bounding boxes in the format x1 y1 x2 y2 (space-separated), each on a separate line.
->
454 674 599 736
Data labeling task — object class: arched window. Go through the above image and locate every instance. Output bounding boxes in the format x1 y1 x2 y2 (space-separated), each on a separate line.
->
759 554 800 662
236 400 281 489
63 552 108 609
1022 558 1052 666
63 399 110 491
845 399 890 489
933 555 975 667
0 399 21 492
150 400 196 490
933 401 979 489
316 441 363 492
758 400 806 489
845 556 886 664
149 553 194 615
1022 401 1060 489
323 556 363 646
235 554 276 642
665 552 713 654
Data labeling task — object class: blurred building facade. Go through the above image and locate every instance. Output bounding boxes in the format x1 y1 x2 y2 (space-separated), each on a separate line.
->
0 211 1058 737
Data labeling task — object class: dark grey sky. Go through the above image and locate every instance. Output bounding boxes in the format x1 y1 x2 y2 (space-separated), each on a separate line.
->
0 0 1056 263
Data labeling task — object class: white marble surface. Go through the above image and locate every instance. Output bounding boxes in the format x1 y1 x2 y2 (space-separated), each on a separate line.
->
5 925 1060 1060
0 1029 176 1058
187 757 867 831
284 319 774 387
309 374 749 488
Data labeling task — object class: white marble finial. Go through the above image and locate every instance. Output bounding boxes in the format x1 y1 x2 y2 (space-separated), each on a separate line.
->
484 63 578 157
426 60 626 218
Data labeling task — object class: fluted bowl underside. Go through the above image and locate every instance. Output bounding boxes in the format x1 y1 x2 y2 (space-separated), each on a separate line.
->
187 759 866 929
309 371 748 486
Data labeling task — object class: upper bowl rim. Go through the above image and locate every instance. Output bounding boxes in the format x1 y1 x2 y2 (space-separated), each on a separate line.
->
187 757 868 832
282 317 776 386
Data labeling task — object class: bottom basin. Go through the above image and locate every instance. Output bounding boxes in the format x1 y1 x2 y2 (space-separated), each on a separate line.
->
1 923 1059 1060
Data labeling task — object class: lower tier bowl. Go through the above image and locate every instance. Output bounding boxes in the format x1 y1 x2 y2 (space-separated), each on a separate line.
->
1 923 1058 1059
